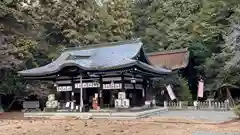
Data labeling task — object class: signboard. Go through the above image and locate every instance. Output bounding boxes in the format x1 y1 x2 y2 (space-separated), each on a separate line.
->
114 99 121 108
114 92 130 108
122 99 130 108
125 84 134 89
103 83 122 89
48 94 55 101
75 82 100 88
118 92 126 99
114 99 130 108
57 86 72 92
83 83 87 88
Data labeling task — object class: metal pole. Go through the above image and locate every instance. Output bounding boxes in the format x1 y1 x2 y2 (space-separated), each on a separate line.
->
80 74 83 112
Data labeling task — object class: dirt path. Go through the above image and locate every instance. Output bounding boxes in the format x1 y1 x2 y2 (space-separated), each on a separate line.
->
0 113 239 135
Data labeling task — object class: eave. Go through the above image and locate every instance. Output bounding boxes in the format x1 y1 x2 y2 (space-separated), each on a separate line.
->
147 48 189 70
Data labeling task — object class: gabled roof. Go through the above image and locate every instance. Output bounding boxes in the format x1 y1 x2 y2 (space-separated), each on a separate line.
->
18 39 171 77
147 48 189 70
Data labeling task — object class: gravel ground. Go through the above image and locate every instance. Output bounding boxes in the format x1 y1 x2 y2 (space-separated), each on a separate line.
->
192 131 240 135
0 112 239 135
159 111 236 123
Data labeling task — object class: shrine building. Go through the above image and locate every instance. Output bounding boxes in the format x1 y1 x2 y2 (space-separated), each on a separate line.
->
18 39 172 112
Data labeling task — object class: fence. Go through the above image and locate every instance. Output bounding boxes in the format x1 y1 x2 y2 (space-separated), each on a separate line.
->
164 101 188 110
164 100 233 111
197 100 232 111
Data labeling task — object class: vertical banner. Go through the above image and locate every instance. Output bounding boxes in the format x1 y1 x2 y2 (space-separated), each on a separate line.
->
197 80 204 98
166 84 176 100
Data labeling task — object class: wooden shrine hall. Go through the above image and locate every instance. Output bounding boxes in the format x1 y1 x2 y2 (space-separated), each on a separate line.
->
18 39 171 112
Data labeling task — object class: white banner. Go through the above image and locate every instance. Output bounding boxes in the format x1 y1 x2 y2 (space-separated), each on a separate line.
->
166 84 176 100
197 80 204 98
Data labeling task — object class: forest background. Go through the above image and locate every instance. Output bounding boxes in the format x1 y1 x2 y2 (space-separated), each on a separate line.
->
1 0 240 109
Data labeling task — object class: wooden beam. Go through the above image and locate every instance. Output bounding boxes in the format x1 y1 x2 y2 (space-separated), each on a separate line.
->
121 74 125 92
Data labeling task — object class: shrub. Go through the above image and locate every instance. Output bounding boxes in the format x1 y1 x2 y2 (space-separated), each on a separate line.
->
179 77 192 103
234 104 240 118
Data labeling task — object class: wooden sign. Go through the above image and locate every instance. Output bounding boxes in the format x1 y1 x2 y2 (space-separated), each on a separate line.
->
118 92 126 99
114 99 130 108
122 99 130 108
114 99 121 108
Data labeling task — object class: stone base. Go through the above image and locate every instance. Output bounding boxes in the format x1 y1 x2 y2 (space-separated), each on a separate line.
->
44 108 57 112
24 107 167 120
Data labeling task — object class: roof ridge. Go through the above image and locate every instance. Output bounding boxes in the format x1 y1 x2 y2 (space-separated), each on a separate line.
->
147 48 188 56
63 38 141 52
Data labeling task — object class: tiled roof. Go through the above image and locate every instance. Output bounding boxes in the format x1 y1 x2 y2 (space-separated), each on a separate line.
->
147 48 189 70
18 39 171 77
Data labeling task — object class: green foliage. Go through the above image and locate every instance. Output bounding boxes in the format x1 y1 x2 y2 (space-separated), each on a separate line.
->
178 77 192 102
234 104 240 118
0 71 25 95
0 0 134 99
29 0 133 46
132 0 240 96
2 0 240 103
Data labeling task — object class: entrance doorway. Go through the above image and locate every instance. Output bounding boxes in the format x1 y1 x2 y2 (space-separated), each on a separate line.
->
85 88 98 109
102 90 118 108
127 89 144 107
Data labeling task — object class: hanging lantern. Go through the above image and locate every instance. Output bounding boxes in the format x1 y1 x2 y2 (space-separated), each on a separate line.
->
53 83 57 87
131 77 136 84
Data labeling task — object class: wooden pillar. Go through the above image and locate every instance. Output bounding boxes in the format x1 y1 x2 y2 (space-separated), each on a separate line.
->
133 79 136 107
65 91 70 102
142 78 147 105
71 78 75 111
71 78 75 102
121 74 125 92
145 79 150 101
0 95 2 107
99 75 104 108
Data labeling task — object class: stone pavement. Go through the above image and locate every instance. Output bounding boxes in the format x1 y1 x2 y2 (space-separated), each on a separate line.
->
159 110 240 135
159 110 236 123
24 107 168 120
